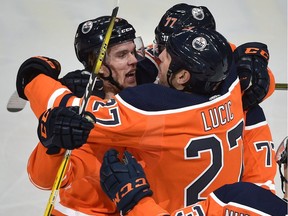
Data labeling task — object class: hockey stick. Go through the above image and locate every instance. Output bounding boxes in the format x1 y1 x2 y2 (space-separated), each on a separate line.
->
275 83 288 90
6 91 27 112
43 2 119 215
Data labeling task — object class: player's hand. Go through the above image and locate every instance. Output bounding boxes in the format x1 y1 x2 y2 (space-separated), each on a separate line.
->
60 70 104 97
100 149 153 215
234 42 270 110
37 106 95 155
16 56 61 100
59 70 90 97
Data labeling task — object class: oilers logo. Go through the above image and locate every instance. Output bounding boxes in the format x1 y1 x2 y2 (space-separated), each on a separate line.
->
192 37 207 51
81 21 93 34
191 8 205 20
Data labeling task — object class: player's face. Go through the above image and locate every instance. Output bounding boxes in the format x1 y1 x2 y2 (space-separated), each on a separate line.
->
105 41 138 89
157 48 171 87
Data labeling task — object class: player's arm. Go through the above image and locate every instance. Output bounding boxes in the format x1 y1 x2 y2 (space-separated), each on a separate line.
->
27 140 97 191
16 56 78 117
28 106 98 189
241 105 276 192
27 142 67 189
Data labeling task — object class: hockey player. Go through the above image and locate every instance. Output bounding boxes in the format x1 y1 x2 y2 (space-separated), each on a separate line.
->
25 16 145 215
146 3 277 193
23 27 247 213
98 143 288 216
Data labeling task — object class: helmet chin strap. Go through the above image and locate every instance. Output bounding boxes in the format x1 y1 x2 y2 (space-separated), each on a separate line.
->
167 69 176 89
99 63 124 91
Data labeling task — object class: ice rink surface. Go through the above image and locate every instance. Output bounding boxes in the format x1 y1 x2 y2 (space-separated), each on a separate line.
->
0 0 287 215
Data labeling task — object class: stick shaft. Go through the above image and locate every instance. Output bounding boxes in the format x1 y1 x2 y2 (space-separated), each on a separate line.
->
43 150 71 215
275 83 288 90
43 5 119 216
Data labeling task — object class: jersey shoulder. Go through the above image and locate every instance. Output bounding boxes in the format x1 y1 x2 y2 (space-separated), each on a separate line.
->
118 84 211 111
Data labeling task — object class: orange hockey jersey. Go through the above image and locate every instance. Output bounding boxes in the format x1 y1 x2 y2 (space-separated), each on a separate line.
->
27 68 245 213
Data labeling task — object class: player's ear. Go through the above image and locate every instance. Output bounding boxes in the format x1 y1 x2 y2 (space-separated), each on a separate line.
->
99 65 110 78
171 69 191 90
177 69 191 85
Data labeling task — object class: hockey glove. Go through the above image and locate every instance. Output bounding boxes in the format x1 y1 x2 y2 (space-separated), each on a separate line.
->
37 106 95 155
234 42 270 110
16 56 61 100
60 70 104 98
100 149 153 215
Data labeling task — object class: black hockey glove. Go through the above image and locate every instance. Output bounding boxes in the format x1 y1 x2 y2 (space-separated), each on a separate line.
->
234 42 270 110
16 56 61 100
37 106 95 155
100 149 153 215
59 70 90 97
59 70 104 98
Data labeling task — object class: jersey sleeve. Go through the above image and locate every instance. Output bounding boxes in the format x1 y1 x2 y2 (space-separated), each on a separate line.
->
127 197 169 216
27 143 68 189
24 74 72 118
242 105 276 192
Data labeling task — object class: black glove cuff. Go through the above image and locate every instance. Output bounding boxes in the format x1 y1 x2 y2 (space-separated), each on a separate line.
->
46 146 61 155
38 109 59 153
